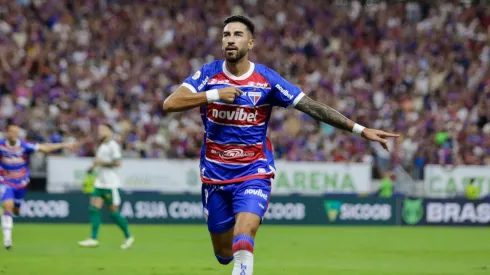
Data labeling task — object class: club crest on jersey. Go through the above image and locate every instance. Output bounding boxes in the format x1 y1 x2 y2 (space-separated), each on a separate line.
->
248 91 262 105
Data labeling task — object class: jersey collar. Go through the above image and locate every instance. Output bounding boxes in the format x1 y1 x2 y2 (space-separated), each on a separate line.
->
222 61 255 81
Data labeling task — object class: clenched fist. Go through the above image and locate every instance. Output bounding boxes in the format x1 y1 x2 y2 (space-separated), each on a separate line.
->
218 87 243 103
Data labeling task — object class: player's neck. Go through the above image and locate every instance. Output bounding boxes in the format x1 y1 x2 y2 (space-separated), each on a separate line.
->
225 58 250 77
7 139 18 147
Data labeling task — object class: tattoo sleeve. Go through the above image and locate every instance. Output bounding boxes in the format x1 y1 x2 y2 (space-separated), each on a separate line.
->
295 95 354 132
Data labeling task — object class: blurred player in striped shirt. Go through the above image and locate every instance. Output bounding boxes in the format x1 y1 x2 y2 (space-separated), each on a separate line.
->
0 122 80 249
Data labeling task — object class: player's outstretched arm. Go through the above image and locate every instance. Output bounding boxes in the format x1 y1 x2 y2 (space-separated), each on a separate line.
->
163 86 243 112
37 142 81 154
295 96 399 151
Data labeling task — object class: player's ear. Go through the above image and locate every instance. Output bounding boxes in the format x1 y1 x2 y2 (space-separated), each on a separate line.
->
248 37 254 51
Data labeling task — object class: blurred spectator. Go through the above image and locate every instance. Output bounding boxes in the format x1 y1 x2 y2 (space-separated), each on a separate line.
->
0 0 489 179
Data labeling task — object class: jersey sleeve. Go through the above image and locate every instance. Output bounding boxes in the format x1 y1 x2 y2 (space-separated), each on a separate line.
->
181 64 210 93
267 70 305 108
23 141 39 153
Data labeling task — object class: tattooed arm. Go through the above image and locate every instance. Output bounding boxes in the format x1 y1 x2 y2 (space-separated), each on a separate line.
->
295 96 355 132
295 95 399 151
263 67 399 151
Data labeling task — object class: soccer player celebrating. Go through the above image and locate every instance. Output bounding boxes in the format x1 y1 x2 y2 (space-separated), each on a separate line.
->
163 15 399 274
78 123 134 249
0 123 80 249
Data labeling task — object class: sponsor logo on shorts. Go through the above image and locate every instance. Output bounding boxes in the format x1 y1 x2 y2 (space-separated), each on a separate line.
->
244 189 268 200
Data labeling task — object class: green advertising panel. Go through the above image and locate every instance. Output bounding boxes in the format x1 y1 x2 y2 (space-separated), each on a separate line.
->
16 193 490 226
319 197 396 225
262 196 396 225
399 198 490 226
14 193 204 224
13 193 397 225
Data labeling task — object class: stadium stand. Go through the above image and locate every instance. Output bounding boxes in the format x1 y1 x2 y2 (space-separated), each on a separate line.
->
0 0 489 179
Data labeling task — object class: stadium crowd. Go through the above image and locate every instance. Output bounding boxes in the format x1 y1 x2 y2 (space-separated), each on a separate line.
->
0 0 489 179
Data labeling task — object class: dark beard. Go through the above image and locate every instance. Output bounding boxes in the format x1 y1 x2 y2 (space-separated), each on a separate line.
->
7 139 17 146
224 48 247 63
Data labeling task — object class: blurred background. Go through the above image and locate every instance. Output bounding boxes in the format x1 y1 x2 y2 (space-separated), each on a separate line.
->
0 0 489 203
2 1 490 274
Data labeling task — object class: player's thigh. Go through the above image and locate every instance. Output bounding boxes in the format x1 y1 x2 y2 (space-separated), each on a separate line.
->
0 184 15 212
90 188 105 209
108 188 122 211
210 227 234 257
232 179 271 238
202 184 235 235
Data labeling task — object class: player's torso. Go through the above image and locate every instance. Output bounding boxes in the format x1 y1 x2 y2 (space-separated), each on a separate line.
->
95 141 120 188
198 64 277 183
202 70 273 145
95 142 113 163
0 142 29 180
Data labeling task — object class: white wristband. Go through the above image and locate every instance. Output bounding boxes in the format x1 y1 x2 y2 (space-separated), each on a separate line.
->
206 89 220 103
352 123 365 135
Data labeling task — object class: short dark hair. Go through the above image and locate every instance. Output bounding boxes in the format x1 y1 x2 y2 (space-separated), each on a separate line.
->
6 119 16 130
224 15 255 36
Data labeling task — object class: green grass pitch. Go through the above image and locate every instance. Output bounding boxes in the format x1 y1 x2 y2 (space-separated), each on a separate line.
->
1 224 489 275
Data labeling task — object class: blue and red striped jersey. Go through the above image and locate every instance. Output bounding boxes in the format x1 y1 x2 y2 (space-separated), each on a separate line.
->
0 139 38 188
181 60 305 184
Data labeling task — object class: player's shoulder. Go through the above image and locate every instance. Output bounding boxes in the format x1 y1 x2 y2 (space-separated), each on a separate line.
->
0 139 7 148
108 139 119 146
19 139 34 145
252 63 281 81
109 139 122 149
198 60 225 77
